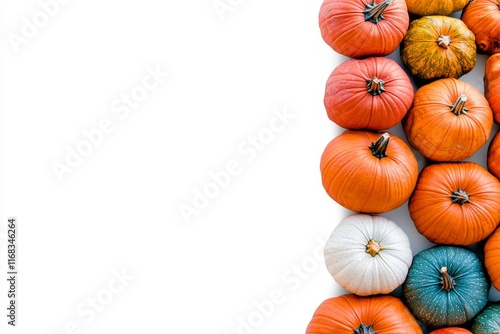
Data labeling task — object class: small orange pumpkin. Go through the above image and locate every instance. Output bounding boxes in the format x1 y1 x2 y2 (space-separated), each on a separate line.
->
409 162 500 245
403 78 493 162
461 0 500 54
484 226 500 292
484 53 500 123
320 130 418 213
324 57 414 130
319 0 409 58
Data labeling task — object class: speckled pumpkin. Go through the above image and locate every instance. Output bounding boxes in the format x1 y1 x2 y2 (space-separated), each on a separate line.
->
405 0 468 16
401 16 476 80
472 303 500 334
403 245 489 328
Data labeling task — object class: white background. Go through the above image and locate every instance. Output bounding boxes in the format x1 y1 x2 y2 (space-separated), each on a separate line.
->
0 1 498 334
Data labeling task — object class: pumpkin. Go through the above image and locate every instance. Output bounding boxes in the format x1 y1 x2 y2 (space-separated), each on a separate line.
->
484 53 500 123
428 329 472 334
403 245 489 328
471 303 500 334
484 226 500 291
319 0 409 58
320 131 418 213
488 131 500 180
400 16 476 81
408 162 500 245
405 0 468 16
324 57 414 130
461 0 500 54
324 214 412 296
403 78 493 162
306 294 423 334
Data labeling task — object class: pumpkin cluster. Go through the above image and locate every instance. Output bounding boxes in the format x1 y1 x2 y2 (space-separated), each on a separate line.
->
307 0 500 332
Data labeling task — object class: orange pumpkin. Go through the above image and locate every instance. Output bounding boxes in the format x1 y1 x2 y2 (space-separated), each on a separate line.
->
488 130 500 180
461 0 500 54
409 162 500 245
324 57 414 130
319 0 409 58
485 226 500 292
429 328 472 334
484 53 500 123
406 0 468 16
403 78 493 162
320 131 418 213
306 294 423 334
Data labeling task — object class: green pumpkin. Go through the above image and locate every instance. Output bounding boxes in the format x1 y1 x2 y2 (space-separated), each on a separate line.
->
403 245 488 328
472 303 500 334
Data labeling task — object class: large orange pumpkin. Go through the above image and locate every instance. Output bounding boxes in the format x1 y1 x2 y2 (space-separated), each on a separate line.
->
485 226 500 291
488 130 500 180
403 78 493 162
320 131 418 213
319 0 409 58
400 16 476 81
408 162 500 245
324 57 414 130
461 0 500 54
306 294 423 334
484 53 500 123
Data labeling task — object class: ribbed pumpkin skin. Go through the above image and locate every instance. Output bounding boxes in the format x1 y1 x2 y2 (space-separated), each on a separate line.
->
324 57 414 130
405 0 468 16
401 16 476 80
488 131 500 180
324 214 412 296
403 78 493 162
484 53 500 123
319 0 409 58
471 303 500 334
461 0 500 54
320 131 418 213
306 294 423 334
484 227 500 291
428 328 472 334
408 162 500 245
403 246 489 328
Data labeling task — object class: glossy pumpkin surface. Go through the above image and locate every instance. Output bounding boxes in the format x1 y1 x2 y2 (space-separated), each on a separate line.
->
403 245 488 328
488 131 500 180
403 78 493 162
324 57 413 130
306 294 423 334
471 303 500 334
408 162 500 245
324 214 412 296
405 0 468 16
401 16 476 80
320 131 418 213
484 226 500 291
428 328 472 334
461 0 500 54
484 53 500 123
319 0 409 58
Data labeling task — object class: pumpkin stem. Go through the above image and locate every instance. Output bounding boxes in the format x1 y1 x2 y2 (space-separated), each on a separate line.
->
451 188 470 205
369 133 390 159
363 0 394 24
366 77 385 96
450 94 468 115
437 35 452 49
440 267 455 291
366 240 382 257
354 324 377 334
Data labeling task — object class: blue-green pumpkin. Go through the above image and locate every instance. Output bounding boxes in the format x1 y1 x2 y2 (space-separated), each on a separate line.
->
472 303 500 334
403 245 488 328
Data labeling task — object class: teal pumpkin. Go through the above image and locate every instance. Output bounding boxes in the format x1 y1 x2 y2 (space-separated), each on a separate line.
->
403 245 488 328
472 303 500 334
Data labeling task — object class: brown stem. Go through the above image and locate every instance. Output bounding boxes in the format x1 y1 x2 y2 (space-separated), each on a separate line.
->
450 94 468 115
364 0 394 23
437 35 452 49
366 77 385 96
369 133 390 159
355 324 376 334
366 240 382 257
451 189 470 205
441 267 455 291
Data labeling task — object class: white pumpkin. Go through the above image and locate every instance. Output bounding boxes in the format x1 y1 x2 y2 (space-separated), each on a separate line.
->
324 214 412 296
